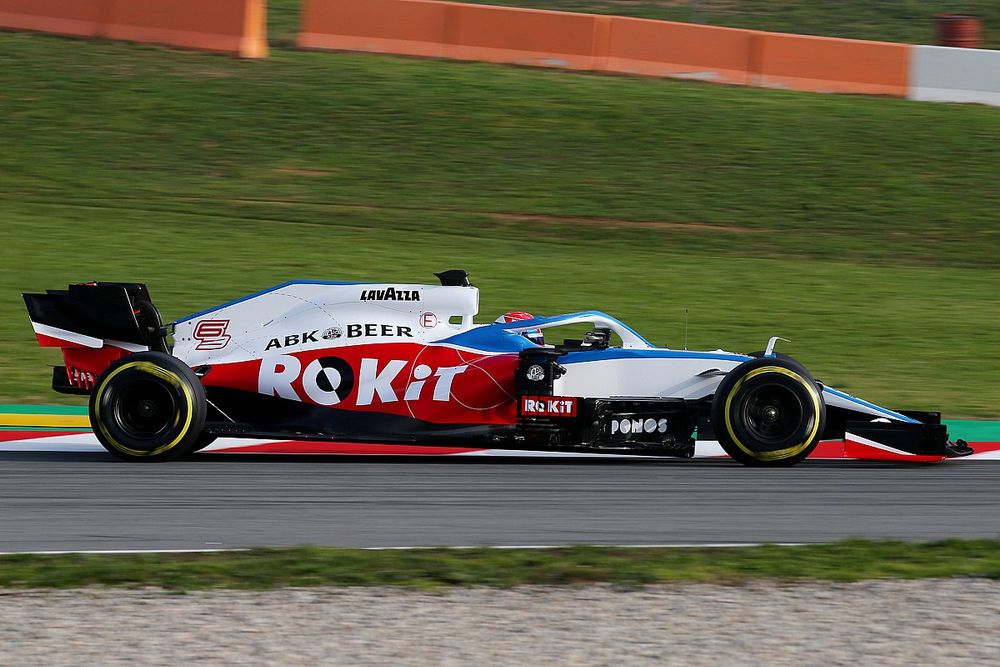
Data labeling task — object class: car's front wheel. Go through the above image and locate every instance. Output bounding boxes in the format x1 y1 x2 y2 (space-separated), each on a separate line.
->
89 352 206 462
711 356 826 466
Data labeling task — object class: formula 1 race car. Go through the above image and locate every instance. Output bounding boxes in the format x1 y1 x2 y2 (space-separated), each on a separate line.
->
23 272 972 465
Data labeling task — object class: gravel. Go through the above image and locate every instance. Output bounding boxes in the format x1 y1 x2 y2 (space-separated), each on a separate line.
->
1 579 998 665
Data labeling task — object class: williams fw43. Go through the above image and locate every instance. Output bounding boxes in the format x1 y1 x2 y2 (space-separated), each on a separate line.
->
23 272 972 465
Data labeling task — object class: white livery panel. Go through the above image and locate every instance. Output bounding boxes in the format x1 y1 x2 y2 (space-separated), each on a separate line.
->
172 282 480 366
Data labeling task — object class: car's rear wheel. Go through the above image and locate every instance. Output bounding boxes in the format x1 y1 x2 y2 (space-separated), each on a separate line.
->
711 357 826 466
89 352 206 462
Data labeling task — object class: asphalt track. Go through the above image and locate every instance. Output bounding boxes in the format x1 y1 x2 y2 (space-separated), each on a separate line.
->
0 452 998 552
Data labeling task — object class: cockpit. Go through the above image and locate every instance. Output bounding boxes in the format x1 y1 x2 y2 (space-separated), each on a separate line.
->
493 311 654 351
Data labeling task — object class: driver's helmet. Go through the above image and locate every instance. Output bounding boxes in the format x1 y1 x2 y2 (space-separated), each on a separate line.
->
496 311 544 346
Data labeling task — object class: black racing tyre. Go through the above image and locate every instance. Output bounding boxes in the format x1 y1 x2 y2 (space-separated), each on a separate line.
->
89 352 207 462
711 356 826 466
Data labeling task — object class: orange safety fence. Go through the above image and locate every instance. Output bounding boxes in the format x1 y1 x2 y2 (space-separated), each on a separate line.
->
299 0 452 58
299 0 912 98
451 3 605 71
603 17 759 86
751 32 909 97
0 0 913 94
103 0 267 58
300 0 607 70
0 0 103 38
0 0 267 57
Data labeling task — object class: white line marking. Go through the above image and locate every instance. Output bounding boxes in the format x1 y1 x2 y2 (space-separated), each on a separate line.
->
0 543 809 556
360 543 809 550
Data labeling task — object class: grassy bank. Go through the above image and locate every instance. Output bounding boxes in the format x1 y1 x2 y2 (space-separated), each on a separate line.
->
2 540 999 589
1 31 998 413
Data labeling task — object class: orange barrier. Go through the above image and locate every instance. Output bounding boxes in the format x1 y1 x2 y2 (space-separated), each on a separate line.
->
102 0 267 58
0 0 103 38
602 17 757 85
298 1 912 98
300 0 606 70
752 33 909 97
299 0 453 58
451 3 605 71
0 0 266 57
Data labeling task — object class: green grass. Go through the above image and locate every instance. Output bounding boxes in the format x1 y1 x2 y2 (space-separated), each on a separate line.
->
2 540 1000 589
449 0 1000 49
1 31 998 414
268 0 304 47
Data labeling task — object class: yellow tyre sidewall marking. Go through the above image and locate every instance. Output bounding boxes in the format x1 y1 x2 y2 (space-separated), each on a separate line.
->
723 366 821 462
94 361 194 458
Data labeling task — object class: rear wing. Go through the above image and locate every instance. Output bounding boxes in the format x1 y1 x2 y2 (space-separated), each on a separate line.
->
23 282 167 394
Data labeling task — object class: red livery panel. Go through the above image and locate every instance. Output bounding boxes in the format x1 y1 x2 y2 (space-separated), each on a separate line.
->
203 343 521 425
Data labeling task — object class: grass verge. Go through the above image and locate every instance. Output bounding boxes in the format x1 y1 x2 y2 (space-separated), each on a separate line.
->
1 31 998 413
2 540 999 590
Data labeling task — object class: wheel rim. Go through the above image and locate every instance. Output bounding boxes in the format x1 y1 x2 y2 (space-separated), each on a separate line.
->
738 382 807 448
111 377 178 446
